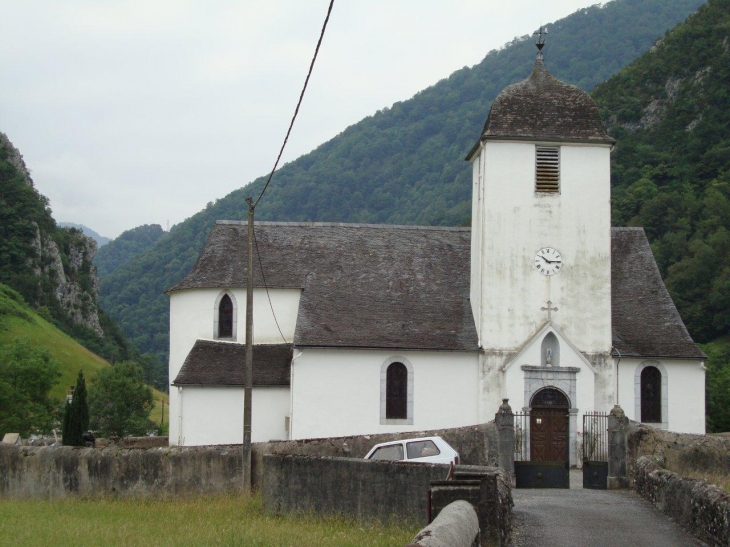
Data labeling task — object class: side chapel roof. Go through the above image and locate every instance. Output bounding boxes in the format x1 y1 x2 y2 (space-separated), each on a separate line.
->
611 227 705 360
467 54 614 159
170 222 703 360
172 340 292 386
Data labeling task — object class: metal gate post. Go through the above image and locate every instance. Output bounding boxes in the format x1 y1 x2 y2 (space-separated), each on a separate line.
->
607 405 629 489
495 399 515 485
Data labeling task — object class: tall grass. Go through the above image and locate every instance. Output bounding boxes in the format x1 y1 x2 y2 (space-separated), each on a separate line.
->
0 493 418 547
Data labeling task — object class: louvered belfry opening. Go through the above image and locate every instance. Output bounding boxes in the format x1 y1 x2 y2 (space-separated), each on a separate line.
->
535 146 560 193
218 294 233 338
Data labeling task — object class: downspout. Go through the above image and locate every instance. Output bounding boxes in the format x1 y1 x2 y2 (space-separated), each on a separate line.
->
177 386 183 446
289 350 303 440
611 346 621 406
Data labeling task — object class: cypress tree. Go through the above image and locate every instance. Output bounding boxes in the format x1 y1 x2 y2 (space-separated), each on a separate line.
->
62 400 71 445
63 370 89 446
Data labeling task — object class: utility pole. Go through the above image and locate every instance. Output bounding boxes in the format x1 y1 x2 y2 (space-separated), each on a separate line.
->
243 197 254 492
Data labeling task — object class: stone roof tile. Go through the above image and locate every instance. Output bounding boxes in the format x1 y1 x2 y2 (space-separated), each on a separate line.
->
172 339 292 386
611 227 705 360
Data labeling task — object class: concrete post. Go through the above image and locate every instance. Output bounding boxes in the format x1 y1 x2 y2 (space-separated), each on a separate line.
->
495 399 514 483
607 404 629 490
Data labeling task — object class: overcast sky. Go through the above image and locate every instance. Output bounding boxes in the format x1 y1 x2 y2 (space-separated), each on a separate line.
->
0 0 602 239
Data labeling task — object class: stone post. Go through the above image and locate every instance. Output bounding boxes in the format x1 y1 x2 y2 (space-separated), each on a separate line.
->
607 404 629 490
495 399 515 484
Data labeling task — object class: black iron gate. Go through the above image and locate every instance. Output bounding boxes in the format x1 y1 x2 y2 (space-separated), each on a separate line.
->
514 410 570 488
582 411 608 489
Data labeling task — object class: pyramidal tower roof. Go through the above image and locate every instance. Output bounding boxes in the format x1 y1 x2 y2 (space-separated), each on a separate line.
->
474 52 615 149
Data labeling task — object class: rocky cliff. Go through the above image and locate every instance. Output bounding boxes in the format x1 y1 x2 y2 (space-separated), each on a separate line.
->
0 131 104 337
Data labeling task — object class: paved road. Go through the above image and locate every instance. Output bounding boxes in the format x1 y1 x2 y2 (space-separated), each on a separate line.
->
510 472 705 547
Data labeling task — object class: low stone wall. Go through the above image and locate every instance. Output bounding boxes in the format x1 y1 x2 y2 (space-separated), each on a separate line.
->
627 423 730 484
0 444 241 498
253 422 498 487
633 456 730 546
406 500 479 547
262 454 448 524
262 454 512 537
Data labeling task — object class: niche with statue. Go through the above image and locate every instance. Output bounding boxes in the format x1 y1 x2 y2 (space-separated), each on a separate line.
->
541 332 560 367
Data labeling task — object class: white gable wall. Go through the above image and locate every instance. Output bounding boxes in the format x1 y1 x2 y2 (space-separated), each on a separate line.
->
290 348 480 440
168 287 300 446
617 357 705 433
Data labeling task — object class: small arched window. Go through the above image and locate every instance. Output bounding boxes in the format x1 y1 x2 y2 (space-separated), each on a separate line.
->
218 294 233 338
386 362 408 420
641 366 662 423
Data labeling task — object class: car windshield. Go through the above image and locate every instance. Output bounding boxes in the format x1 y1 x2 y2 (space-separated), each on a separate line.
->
406 440 441 459
369 443 404 461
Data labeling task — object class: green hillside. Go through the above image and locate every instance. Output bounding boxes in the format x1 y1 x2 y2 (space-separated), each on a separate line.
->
94 224 165 278
100 0 705 366
0 283 168 429
593 0 730 343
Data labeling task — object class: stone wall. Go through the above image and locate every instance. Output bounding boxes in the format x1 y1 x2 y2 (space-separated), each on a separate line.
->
262 454 511 534
1 422 498 499
627 422 730 483
252 422 498 487
0 444 241 498
633 457 730 547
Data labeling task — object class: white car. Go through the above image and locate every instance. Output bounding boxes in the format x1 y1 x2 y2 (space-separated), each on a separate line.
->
363 436 460 465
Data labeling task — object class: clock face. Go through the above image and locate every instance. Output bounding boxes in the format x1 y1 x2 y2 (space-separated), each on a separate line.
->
534 247 563 276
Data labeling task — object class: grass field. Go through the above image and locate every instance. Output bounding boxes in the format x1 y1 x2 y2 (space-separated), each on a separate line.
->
0 493 418 547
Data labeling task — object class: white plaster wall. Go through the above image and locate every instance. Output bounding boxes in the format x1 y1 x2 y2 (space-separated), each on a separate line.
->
473 141 612 353
177 386 290 446
290 348 480 439
168 287 299 444
617 358 705 434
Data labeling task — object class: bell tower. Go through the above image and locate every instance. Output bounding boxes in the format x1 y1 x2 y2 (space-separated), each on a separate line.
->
467 38 615 356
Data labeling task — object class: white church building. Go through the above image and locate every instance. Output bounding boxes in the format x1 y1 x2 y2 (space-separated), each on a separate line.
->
167 51 706 464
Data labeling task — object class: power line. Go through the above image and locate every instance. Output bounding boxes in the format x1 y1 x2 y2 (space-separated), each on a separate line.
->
253 0 335 209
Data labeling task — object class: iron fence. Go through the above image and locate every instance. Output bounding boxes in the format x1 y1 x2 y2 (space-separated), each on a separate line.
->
582 411 608 462
514 412 530 462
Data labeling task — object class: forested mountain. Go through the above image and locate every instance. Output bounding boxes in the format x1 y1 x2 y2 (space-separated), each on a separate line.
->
94 224 165 278
594 0 730 344
99 0 705 368
58 223 111 247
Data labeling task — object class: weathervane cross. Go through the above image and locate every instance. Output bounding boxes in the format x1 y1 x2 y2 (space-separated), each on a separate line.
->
534 26 548 50
541 300 558 321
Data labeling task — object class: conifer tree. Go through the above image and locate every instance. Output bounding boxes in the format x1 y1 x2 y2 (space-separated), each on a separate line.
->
63 370 89 446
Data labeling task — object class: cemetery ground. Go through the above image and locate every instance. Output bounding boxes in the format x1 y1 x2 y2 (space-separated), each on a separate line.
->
0 492 418 547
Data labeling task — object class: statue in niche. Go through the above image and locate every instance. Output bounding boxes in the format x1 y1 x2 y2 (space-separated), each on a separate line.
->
545 346 553 366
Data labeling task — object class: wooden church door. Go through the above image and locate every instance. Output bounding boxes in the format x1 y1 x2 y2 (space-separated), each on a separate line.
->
530 388 569 463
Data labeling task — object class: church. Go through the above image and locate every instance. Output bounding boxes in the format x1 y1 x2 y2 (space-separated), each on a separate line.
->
166 49 706 465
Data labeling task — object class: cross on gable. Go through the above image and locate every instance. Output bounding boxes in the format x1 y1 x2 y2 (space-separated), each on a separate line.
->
541 300 558 321
534 26 548 51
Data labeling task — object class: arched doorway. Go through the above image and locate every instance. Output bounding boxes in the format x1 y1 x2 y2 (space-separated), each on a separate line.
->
530 388 569 463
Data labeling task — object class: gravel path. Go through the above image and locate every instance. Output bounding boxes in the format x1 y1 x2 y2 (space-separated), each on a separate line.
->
510 472 706 547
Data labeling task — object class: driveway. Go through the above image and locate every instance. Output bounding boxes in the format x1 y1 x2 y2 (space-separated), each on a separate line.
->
509 472 705 547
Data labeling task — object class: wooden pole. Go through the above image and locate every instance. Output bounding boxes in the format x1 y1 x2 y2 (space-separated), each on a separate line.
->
243 197 254 492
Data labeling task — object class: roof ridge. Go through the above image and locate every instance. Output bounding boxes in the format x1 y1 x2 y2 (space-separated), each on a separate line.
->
215 220 470 232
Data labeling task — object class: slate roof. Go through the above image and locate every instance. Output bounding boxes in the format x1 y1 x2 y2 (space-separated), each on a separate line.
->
169 222 479 351
611 228 705 360
170 222 703 360
172 340 292 386
468 55 614 158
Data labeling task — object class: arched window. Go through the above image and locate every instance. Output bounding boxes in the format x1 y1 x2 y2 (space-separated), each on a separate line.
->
218 294 233 338
641 366 661 423
386 362 408 420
